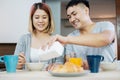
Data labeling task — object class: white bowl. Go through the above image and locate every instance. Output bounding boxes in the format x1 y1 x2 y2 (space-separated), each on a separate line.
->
100 62 118 71
26 63 44 71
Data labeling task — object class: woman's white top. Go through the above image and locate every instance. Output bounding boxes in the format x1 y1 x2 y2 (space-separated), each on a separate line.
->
30 48 44 62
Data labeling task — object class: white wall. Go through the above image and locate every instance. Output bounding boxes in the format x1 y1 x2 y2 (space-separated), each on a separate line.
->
0 0 42 43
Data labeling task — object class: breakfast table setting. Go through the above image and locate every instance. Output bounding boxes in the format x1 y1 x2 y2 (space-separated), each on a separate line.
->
0 42 120 80
0 59 120 80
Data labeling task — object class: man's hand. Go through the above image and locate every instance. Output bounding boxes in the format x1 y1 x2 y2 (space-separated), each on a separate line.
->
54 34 68 45
41 34 68 50
82 60 89 70
48 34 68 46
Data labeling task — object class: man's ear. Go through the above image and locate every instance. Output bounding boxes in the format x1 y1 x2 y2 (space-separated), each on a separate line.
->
85 7 89 15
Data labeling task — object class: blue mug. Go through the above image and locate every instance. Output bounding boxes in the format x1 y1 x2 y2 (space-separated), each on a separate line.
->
0 55 18 73
87 55 104 73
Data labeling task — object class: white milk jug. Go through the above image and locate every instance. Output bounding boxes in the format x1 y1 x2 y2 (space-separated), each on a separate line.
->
39 41 64 61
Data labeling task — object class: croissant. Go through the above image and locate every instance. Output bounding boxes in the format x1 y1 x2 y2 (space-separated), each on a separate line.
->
52 62 83 73
52 64 66 72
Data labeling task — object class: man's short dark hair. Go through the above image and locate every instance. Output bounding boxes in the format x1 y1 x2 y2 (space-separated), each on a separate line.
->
66 0 90 10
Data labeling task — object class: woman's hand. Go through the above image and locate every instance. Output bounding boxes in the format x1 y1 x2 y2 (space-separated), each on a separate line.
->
17 52 26 69
46 64 54 71
46 63 60 71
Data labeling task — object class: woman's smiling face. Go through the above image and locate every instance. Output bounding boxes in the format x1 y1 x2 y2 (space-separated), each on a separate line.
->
33 9 49 32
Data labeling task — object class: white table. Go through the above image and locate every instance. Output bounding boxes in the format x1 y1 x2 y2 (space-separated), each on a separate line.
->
0 70 120 80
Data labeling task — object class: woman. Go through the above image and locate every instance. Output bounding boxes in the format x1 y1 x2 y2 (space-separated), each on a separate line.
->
14 2 64 70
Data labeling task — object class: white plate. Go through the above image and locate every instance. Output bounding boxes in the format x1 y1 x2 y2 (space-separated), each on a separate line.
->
48 70 90 77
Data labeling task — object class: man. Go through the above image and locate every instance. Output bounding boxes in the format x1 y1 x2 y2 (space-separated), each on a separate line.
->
49 0 117 69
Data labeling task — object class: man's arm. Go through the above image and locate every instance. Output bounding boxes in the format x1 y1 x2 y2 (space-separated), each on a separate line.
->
66 30 115 47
